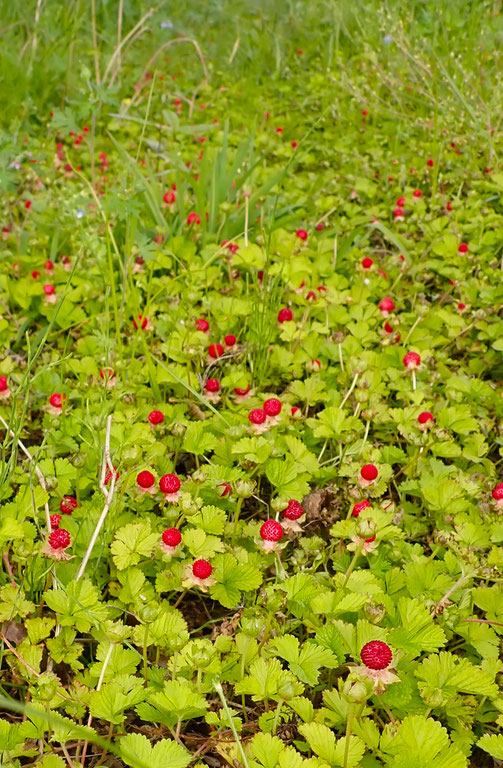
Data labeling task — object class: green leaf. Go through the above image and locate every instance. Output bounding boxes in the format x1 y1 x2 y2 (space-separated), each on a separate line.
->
210 553 262 608
415 652 498 701
389 598 446 655
44 579 109 632
235 657 304 702
477 733 503 760
111 522 159 570
299 723 336 764
121 733 191 768
268 635 338 685
136 680 207 729
380 715 467 768
89 675 145 725
182 422 218 455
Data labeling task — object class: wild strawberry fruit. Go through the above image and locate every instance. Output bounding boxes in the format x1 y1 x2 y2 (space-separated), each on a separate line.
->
60 496 77 514
403 351 421 369
361 257 373 269
163 189 176 205
275 127 283 134
196 318 210 332
278 307 293 323
49 393 66 412
492 483 503 502
99 367 115 383
104 466 119 485
306 290 317 301
396 197 405 207
263 398 282 417
148 410 164 425
458 243 468 253
32 270 40 279
291 406 301 418
352 499 370 517
192 559 212 579
0 376 10 399
315 223 324 231
249 408 267 425
418 411 434 425
225 334 237 346
260 520 284 550
384 321 394 335
361 464 378 482
205 378 220 393
282 500 304 520
427 158 434 167
291 140 298 149
50 513 62 530
48 528 71 550
44 259 54 273
208 343 224 359
307 359 322 372
133 315 148 330
43 284 55 296
378 297 395 315
162 527 182 548
159 473 181 495
218 482 232 497
360 640 392 670
457 302 466 312
137 470 155 489
234 385 250 398
393 207 404 218
187 212 201 225
296 229 308 241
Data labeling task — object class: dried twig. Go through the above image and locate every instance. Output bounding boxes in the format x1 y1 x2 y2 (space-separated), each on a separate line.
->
75 415 116 583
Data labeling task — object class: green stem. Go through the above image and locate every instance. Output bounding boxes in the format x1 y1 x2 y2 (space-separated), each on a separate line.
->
214 681 250 768
343 542 363 587
343 703 355 768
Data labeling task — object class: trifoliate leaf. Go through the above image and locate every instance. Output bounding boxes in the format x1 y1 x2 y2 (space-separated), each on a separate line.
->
415 652 498 700
111 522 159 570
389 597 446 654
121 732 191 768
380 714 468 768
268 635 338 686
135 680 207 729
210 553 262 608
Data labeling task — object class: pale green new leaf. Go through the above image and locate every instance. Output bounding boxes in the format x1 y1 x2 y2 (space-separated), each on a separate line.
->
121 733 191 768
111 522 159 570
477 733 503 760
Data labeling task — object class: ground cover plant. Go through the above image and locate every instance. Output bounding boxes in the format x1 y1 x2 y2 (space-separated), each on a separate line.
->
1 0 503 766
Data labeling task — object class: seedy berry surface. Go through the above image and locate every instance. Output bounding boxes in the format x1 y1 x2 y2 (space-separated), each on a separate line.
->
263 398 282 417
192 559 212 579
260 519 284 541
137 470 155 488
360 641 392 670
249 408 266 424
162 528 182 547
361 464 378 481
282 500 304 520
49 528 70 549
159 474 181 494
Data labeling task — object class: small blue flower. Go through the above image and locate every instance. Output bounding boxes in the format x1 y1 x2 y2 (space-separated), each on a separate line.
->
383 35 393 45
160 20 173 29
76 209 85 219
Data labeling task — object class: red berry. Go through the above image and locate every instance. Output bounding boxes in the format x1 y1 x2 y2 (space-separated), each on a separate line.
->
99 367 115 380
446 201 453 211
205 378 220 392
282 500 303 520
163 189 176 205
44 259 54 271
291 406 301 417
133 315 148 330
192 559 212 579
275 127 283 134
49 393 65 408
384 322 394 334
378 297 395 313
361 257 373 269
208 343 224 359
413 189 422 198
148 410 164 425
159 474 181 494
196 318 210 332
187 212 201 225
427 158 434 167
105 466 119 485
418 411 434 425
352 499 370 517
60 496 77 514
137 470 155 489
224 334 237 346
457 302 466 312
162 528 182 547
306 290 317 301
234 385 250 397
365 534 376 544
361 464 378 482
218 482 232 497
360 640 392 670
50 514 61 530
263 398 282 417
296 229 308 241
260 520 284 542
48 528 70 550
403 351 421 368
0 376 8 391
492 483 503 501
43 284 55 296
278 307 293 323
291 140 298 149
458 243 468 253
32 270 40 279
396 197 405 207
249 408 266 425
393 207 404 218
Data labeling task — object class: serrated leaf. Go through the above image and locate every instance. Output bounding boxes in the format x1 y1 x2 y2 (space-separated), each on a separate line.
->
389 597 446 654
415 651 498 700
121 732 191 768
477 733 503 760
111 522 159 570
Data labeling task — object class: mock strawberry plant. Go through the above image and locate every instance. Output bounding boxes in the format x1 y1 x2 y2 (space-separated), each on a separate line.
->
1 2 503 767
